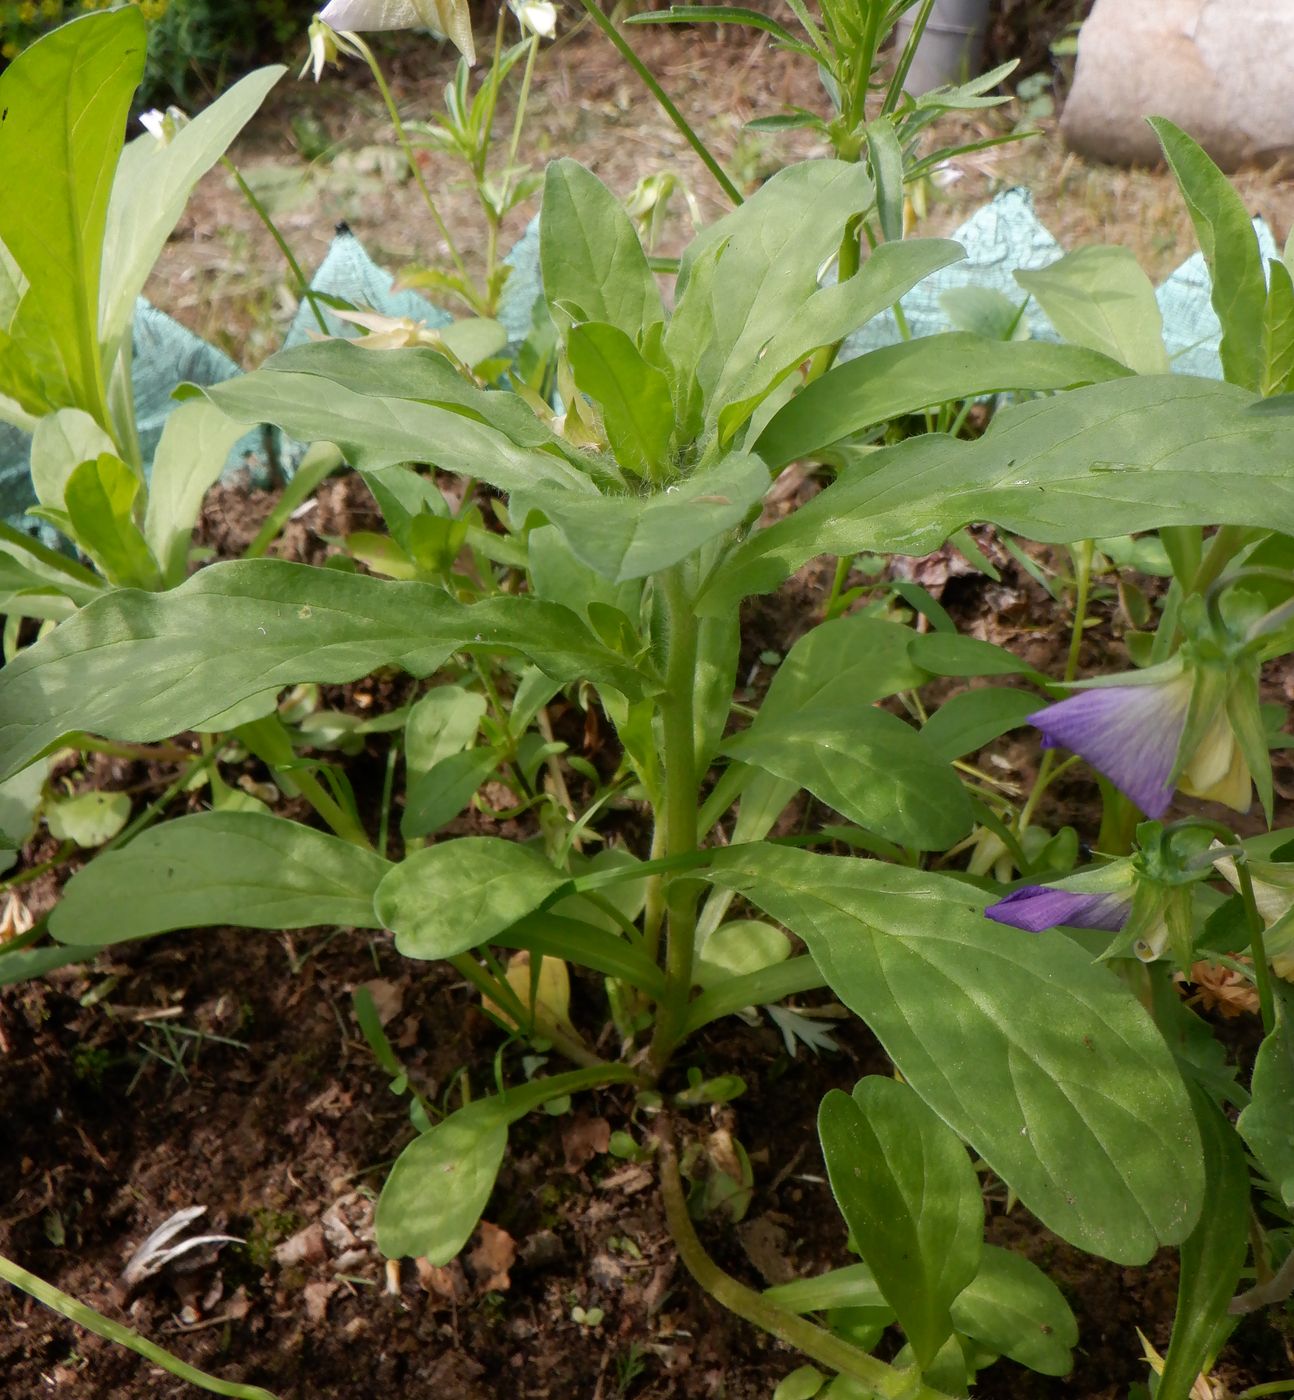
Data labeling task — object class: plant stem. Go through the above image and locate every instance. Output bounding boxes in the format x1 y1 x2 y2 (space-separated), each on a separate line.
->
648 567 704 1076
222 157 330 338
350 34 474 291
0 1252 278 1400
1064 540 1094 684
1189 524 1248 598
571 0 743 206
653 1119 947 1398
1235 860 1276 1035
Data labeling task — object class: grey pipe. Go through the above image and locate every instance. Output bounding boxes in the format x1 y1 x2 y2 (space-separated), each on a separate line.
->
893 0 991 95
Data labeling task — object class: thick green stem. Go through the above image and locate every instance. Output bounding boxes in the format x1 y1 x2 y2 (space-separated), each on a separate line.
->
1189 524 1249 598
0 1252 278 1400
572 0 742 206
649 567 703 1075
653 1120 948 1398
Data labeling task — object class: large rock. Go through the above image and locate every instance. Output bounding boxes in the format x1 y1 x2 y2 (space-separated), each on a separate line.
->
1061 0 1294 170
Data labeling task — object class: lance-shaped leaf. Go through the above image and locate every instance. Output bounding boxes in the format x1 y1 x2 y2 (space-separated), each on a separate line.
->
50 812 391 945
1151 117 1265 392
920 687 1041 763
702 375 1294 612
819 1077 982 1368
0 8 145 413
199 344 595 496
99 65 284 353
540 159 663 340
1262 259 1294 398
376 838 568 960
144 399 254 586
713 238 967 444
1015 246 1170 375
722 707 972 851
706 845 1204 1264
566 320 674 479
670 161 875 411
754 333 1130 470
515 452 768 582
0 559 647 781
62 453 161 590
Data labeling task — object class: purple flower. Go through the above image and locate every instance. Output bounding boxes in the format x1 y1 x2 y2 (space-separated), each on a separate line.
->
985 884 1132 934
1029 672 1193 819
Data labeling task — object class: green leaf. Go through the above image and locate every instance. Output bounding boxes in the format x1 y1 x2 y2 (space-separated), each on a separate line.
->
1237 981 1294 1206
1261 259 1294 397
1151 118 1265 391
405 686 487 774
1015 246 1170 375
753 333 1131 470
44 790 130 847
401 748 500 838
516 452 767 583
503 912 665 994
50 812 390 946
762 615 930 720
865 120 905 244
920 687 1041 763
29 408 116 511
670 161 874 416
567 320 674 479
715 238 966 445
764 1263 891 1315
949 1246 1078 1377
376 838 568 960
707 375 1294 611
0 8 146 412
939 287 1025 340
144 400 252 587
63 454 161 589
707 846 1205 1263
199 346 595 497
908 633 1043 681
1157 1090 1248 1400
722 708 972 851
540 159 663 341
376 1099 509 1263
377 1068 625 1261
694 920 791 989
624 5 818 60
819 1077 982 1367
528 524 642 623
99 65 284 354
0 559 647 783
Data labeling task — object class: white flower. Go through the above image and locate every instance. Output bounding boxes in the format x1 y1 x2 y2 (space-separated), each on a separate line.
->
318 0 475 64
301 17 363 82
510 0 556 39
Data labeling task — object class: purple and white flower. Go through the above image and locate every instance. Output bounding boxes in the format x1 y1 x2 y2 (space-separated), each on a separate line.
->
1029 659 1254 817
